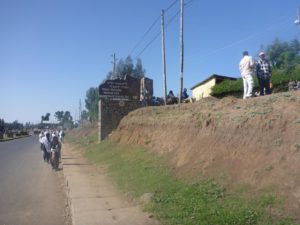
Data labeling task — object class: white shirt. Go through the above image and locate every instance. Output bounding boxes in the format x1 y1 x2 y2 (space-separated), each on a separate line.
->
42 136 51 152
39 133 44 144
239 55 255 77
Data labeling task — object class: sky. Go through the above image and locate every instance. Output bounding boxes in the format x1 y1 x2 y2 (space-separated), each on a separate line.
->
1 0 300 123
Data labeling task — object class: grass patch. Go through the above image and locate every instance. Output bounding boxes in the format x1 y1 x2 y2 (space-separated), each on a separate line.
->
65 138 300 225
293 144 300 152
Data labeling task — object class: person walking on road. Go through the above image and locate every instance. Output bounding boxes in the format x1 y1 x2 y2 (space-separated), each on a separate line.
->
50 136 61 170
256 51 272 96
41 132 51 162
239 51 255 99
38 131 44 151
59 129 65 143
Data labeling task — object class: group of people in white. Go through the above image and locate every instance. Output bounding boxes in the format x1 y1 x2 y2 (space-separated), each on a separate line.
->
239 51 272 99
38 129 65 170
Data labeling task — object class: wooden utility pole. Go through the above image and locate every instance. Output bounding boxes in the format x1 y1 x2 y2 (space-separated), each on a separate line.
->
179 0 184 103
111 53 117 76
79 99 82 125
161 9 167 105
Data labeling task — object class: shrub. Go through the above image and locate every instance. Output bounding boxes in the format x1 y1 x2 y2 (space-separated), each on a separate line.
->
211 78 259 98
271 67 300 92
211 68 300 97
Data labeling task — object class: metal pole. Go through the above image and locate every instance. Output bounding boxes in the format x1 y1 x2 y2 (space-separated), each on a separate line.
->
161 10 167 105
113 53 116 76
179 0 184 103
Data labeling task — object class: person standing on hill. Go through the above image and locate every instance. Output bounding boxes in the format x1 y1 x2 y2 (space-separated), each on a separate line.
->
239 51 255 99
256 51 272 96
167 90 177 104
181 88 189 100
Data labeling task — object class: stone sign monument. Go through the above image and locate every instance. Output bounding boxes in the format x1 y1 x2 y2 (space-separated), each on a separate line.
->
98 75 145 142
99 75 140 101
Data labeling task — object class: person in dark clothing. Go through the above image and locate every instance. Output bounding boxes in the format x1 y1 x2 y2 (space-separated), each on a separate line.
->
181 88 189 101
50 136 61 170
167 90 177 104
256 52 272 96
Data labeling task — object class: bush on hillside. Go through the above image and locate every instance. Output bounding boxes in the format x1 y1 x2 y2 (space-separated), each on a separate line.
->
211 78 259 98
211 69 300 98
271 66 300 92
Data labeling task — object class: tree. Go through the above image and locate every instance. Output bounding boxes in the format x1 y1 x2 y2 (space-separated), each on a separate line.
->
63 111 73 122
106 56 146 80
54 110 73 127
11 120 23 130
81 110 89 121
106 71 113 80
54 111 64 122
290 39 300 54
133 58 145 79
85 87 99 123
61 111 73 129
266 38 300 72
124 56 134 77
115 59 126 79
41 113 50 122
24 122 32 129
0 119 5 137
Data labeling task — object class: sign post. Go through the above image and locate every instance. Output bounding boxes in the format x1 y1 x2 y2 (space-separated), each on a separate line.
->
99 75 140 101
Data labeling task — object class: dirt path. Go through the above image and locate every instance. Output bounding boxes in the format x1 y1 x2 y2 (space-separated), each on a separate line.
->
62 143 159 225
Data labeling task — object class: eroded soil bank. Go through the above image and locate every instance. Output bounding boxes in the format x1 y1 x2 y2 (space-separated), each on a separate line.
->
109 92 300 217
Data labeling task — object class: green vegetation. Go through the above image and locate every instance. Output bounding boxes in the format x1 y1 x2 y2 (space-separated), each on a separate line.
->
211 77 259 97
211 38 300 97
85 87 100 123
0 119 5 138
294 144 300 152
67 135 300 225
41 113 51 122
271 67 300 92
106 56 145 80
54 111 73 126
211 71 300 97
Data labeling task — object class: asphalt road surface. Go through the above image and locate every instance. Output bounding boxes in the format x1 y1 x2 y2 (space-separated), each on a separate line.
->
0 136 68 225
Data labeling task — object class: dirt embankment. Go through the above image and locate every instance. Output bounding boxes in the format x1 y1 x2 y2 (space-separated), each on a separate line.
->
109 92 300 215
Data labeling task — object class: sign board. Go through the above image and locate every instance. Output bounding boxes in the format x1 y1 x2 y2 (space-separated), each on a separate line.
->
99 75 140 101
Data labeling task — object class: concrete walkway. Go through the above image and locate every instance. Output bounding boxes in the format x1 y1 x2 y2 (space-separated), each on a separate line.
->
61 143 159 225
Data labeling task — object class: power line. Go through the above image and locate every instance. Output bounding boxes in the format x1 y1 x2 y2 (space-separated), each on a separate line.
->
134 9 181 59
129 15 160 56
165 0 179 12
166 9 180 27
185 0 194 7
130 0 181 57
194 17 291 59
134 31 161 59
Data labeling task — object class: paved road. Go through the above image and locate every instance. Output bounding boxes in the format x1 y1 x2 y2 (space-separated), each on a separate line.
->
0 136 68 225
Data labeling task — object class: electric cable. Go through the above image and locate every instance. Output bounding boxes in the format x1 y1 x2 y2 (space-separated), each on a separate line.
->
130 0 182 57
134 9 181 59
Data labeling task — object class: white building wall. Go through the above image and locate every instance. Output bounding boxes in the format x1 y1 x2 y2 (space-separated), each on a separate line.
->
192 78 216 101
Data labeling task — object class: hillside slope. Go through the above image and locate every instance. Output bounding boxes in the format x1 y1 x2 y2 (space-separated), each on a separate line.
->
110 92 300 216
